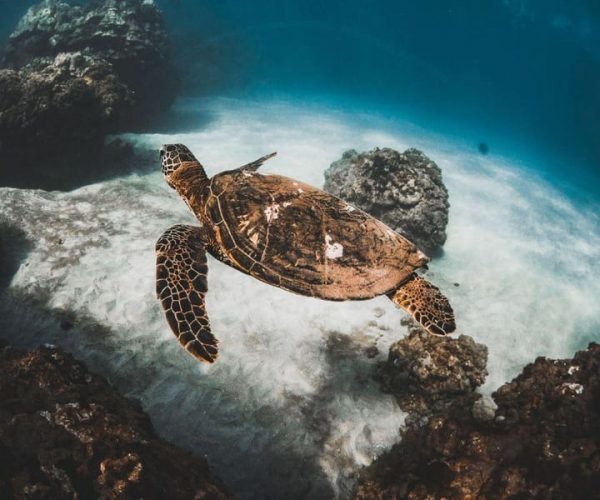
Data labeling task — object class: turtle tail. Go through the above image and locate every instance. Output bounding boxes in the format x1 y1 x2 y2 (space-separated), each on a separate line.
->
388 273 456 336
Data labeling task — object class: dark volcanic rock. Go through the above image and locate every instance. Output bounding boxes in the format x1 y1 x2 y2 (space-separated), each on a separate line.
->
0 55 127 186
355 343 600 499
0 0 177 188
0 342 231 499
324 148 449 255
3 0 176 126
378 323 488 424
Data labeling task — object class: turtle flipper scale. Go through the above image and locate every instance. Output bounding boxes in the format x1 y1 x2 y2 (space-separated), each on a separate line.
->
156 224 218 363
388 273 456 336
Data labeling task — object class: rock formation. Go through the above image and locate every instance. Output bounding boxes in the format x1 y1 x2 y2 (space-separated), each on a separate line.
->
0 0 177 188
377 322 488 425
354 342 600 499
324 148 449 254
0 341 231 498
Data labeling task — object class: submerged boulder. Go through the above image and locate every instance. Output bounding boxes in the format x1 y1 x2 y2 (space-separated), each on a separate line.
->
355 342 600 499
378 322 488 424
0 54 128 187
324 148 449 255
2 0 176 125
0 341 231 498
0 0 177 188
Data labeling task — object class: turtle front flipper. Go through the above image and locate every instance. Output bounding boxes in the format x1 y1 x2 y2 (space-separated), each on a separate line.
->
388 273 456 336
156 225 219 363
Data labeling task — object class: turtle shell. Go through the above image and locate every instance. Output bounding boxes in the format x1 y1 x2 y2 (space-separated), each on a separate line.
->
203 169 428 300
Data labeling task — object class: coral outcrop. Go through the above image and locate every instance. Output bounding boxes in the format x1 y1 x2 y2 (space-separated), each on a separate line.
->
378 322 488 425
0 0 177 188
354 342 600 499
0 341 231 498
324 148 449 254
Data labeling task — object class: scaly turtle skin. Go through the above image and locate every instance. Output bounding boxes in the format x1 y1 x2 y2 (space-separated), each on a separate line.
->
156 144 456 363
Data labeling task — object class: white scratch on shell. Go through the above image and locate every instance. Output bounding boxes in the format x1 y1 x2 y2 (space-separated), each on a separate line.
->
264 203 280 223
325 233 344 259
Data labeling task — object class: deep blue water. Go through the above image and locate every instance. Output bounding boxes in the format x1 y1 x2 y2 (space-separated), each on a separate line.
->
2 0 599 196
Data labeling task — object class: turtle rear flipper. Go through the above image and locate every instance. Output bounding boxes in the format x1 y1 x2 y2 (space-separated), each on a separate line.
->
388 273 456 336
156 225 219 363
236 151 277 173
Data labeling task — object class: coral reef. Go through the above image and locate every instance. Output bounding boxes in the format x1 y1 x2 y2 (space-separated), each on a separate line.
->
324 148 449 254
354 342 600 499
0 0 176 188
0 341 231 498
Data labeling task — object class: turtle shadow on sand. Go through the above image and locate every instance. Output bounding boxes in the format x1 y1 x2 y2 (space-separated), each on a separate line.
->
277 329 399 497
0 223 33 290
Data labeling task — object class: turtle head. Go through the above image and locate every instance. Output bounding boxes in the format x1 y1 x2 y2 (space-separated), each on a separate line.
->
159 144 206 188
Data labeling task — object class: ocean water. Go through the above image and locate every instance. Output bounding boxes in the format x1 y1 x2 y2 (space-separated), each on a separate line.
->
1 1 600 499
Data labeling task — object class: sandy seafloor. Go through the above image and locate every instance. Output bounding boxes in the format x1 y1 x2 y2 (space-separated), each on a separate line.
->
2 97 600 499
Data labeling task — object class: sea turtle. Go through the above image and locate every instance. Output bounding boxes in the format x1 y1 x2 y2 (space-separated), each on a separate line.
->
156 144 456 363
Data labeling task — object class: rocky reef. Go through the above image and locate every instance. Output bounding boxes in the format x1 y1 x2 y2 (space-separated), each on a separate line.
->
354 339 600 499
0 341 231 498
324 148 449 255
0 0 176 189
